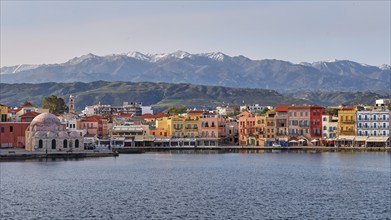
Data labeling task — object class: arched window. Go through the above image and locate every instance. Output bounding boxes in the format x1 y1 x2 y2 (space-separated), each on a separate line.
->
51 139 56 149
38 139 43 148
75 139 79 148
63 139 68 148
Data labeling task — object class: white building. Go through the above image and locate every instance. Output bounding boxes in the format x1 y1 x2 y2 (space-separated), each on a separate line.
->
356 110 390 137
240 104 272 114
322 115 338 139
375 98 391 108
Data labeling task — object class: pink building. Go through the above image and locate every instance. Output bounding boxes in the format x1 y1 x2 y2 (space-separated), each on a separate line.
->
288 106 324 144
198 113 224 138
238 111 256 145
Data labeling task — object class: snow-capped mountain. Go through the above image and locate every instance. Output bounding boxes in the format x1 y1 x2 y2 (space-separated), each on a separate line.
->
1 51 389 92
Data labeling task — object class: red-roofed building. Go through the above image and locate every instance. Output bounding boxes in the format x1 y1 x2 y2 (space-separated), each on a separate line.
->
79 116 109 138
275 106 289 139
288 105 324 144
143 112 167 123
20 112 40 122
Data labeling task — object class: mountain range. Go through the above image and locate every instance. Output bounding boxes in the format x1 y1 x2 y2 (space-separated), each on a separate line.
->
1 51 390 92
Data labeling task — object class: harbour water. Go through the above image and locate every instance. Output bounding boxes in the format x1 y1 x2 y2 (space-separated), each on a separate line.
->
1 152 390 219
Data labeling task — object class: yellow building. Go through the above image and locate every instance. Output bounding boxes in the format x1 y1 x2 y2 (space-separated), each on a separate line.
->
255 115 266 146
0 104 8 122
337 106 363 136
151 111 202 138
152 116 172 137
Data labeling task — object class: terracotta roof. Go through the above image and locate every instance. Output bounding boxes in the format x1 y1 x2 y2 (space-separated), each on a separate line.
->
188 110 204 114
22 102 35 107
275 106 289 112
341 107 354 110
9 108 23 114
119 113 134 118
20 112 40 118
143 112 167 119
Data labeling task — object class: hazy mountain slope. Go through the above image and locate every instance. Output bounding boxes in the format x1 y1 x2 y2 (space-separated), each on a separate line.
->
1 52 389 91
0 81 310 112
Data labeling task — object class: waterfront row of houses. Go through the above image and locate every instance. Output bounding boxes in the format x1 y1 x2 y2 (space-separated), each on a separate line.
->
0 97 390 150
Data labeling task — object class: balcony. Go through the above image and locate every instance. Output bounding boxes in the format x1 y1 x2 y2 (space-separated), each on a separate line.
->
341 120 355 124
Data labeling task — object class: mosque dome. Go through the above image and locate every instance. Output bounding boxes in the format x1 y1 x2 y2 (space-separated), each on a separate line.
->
30 113 61 132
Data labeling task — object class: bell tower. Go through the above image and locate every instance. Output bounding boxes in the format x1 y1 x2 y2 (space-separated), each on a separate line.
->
69 95 75 114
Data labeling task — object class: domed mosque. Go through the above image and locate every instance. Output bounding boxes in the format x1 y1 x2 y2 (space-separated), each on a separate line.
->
25 112 83 152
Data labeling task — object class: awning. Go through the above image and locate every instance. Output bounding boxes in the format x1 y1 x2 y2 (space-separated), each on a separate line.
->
366 136 389 142
336 136 355 141
298 139 306 142
289 140 298 143
354 136 368 142
310 139 319 142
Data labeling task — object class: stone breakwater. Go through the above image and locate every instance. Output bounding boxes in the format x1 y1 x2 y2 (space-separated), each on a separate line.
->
0 149 118 161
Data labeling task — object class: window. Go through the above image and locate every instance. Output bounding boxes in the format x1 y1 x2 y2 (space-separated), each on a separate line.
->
63 140 67 148
75 140 79 148
51 139 56 149
1 127 4 133
38 140 43 148
374 115 376 120
323 126 327 130
10 126 13 132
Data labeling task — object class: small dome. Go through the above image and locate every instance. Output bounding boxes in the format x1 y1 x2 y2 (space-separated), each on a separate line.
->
34 131 47 137
58 131 69 138
46 131 56 138
69 131 80 137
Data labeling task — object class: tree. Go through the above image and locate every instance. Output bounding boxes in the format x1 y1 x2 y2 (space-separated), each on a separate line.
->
258 108 269 116
325 107 339 116
166 106 187 114
42 95 69 114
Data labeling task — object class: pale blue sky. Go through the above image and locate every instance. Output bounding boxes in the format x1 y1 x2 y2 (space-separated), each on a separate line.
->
1 1 390 66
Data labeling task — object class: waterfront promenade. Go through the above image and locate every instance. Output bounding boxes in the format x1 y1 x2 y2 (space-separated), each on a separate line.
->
114 145 391 153
1 146 389 160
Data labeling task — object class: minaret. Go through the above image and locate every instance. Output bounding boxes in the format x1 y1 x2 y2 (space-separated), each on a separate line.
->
69 95 75 114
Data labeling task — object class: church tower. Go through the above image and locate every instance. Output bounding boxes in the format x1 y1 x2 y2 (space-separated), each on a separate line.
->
69 95 75 114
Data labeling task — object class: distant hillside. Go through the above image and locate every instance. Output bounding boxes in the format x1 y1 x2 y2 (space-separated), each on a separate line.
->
0 81 310 112
1 51 389 92
0 81 383 112
288 91 384 106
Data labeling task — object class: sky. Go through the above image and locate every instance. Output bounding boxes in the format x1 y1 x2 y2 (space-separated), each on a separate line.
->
1 1 390 67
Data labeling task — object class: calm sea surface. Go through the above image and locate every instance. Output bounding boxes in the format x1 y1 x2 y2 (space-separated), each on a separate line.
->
1 152 390 219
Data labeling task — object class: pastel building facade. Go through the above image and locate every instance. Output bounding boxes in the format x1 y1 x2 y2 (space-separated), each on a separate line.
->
322 115 338 139
288 106 324 142
356 110 390 137
238 111 256 145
